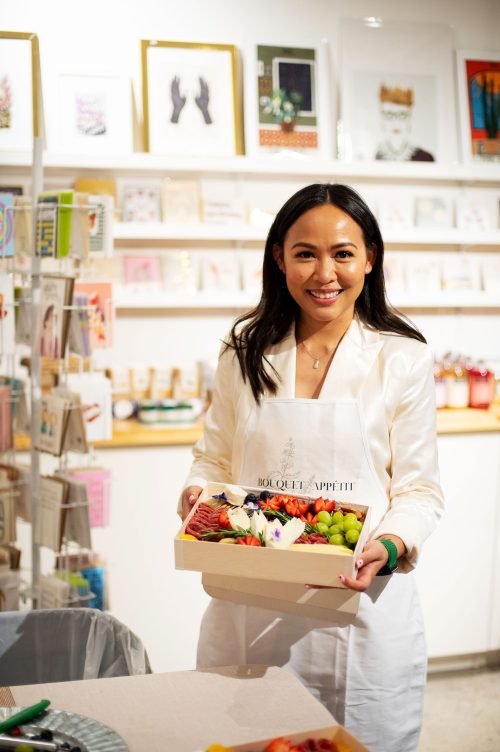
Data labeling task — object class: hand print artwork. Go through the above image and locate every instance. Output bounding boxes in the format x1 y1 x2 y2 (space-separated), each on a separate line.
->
169 75 213 125
142 40 242 156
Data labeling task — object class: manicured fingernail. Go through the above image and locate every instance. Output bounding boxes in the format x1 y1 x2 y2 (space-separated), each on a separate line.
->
338 575 345 583
356 559 363 569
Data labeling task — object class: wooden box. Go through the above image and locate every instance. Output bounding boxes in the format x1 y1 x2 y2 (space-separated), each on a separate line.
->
214 724 371 751
175 483 371 618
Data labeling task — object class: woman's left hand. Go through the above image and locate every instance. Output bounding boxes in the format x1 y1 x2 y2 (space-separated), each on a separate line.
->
338 539 390 592
305 537 400 592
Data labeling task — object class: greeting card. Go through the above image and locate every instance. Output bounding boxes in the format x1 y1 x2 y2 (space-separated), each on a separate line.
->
73 281 113 349
0 272 16 356
36 274 74 359
34 395 71 456
240 250 264 295
162 250 197 294
200 251 240 293
122 255 163 291
122 183 161 222
404 253 442 295
161 179 201 223
383 252 407 296
69 467 111 528
441 253 481 291
0 193 15 257
34 476 70 551
65 372 113 442
456 198 491 232
414 196 454 228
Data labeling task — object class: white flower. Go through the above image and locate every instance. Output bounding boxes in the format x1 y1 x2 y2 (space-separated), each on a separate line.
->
265 517 305 549
227 507 251 531
250 511 268 539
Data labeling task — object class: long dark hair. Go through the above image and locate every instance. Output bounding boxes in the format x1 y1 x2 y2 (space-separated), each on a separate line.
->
226 183 425 401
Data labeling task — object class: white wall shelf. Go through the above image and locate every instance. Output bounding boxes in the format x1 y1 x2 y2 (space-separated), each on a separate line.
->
113 292 500 311
3 150 500 185
113 221 500 248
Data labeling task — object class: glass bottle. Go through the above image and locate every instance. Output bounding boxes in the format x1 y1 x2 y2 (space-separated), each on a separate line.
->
433 359 447 409
468 361 494 409
445 354 469 409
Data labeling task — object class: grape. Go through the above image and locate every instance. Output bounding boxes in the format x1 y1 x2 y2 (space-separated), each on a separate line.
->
327 524 342 536
331 511 344 526
316 522 330 535
344 512 357 523
317 511 332 526
329 533 345 546
259 490 273 500
345 529 359 545
354 520 363 532
343 517 357 532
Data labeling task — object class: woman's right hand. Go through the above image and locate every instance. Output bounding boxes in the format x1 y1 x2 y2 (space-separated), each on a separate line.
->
181 485 203 521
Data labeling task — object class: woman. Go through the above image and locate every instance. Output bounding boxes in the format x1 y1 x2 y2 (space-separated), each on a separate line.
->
180 183 444 752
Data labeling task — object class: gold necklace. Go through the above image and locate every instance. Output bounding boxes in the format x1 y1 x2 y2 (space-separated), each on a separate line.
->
300 340 337 370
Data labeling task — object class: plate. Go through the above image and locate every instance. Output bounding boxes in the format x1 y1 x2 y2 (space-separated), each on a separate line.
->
0 707 128 751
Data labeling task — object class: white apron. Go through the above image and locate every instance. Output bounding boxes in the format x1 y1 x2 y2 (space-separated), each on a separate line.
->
197 398 427 752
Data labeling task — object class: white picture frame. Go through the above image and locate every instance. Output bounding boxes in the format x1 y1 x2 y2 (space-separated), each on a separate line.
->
338 19 458 164
0 32 42 151
142 40 243 157
55 73 132 154
456 50 500 163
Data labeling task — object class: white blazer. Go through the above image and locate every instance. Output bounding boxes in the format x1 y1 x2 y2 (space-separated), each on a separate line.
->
183 317 444 570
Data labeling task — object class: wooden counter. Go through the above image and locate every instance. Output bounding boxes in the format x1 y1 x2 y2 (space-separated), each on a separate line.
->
14 406 500 452
436 404 500 434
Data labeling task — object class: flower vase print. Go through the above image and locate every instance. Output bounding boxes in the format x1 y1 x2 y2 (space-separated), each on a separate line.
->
257 44 319 151
0 77 12 129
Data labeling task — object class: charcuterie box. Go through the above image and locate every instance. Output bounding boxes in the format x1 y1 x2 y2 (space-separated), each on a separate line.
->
201 724 371 751
175 483 371 618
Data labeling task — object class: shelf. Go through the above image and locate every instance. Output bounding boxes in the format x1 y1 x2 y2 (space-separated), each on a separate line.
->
112 221 500 247
113 291 500 310
3 150 500 184
113 222 268 242
114 292 258 309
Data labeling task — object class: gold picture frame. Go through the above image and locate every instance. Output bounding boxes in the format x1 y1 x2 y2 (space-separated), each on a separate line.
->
141 39 244 156
0 31 43 146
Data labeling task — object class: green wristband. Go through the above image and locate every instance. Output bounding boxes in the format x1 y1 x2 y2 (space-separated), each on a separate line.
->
376 538 398 576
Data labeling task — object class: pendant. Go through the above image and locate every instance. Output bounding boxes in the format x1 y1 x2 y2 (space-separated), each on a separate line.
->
313 360 320 369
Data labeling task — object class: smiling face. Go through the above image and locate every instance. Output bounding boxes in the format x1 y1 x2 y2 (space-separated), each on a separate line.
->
273 203 374 333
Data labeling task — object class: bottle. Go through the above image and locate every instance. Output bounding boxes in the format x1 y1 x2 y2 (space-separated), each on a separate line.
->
433 360 447 409
444 354 469 409
468 361 494 409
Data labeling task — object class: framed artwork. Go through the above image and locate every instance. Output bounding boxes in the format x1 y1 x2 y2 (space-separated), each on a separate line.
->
141 39 243 156
253 44 319 153
0 31 42 150
56 73 132 153
338 19 457 164
456 50 500 162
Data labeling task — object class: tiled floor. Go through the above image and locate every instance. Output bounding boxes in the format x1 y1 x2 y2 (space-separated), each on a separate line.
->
419 667 500 751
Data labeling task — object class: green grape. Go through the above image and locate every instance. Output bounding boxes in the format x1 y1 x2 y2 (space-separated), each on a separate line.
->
331 511 344 526
342 517 357 532
329 533 345 546
317 511 332 526
316 522 330 535
354 520 363 532
345 529 360 546
327 524 342 536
